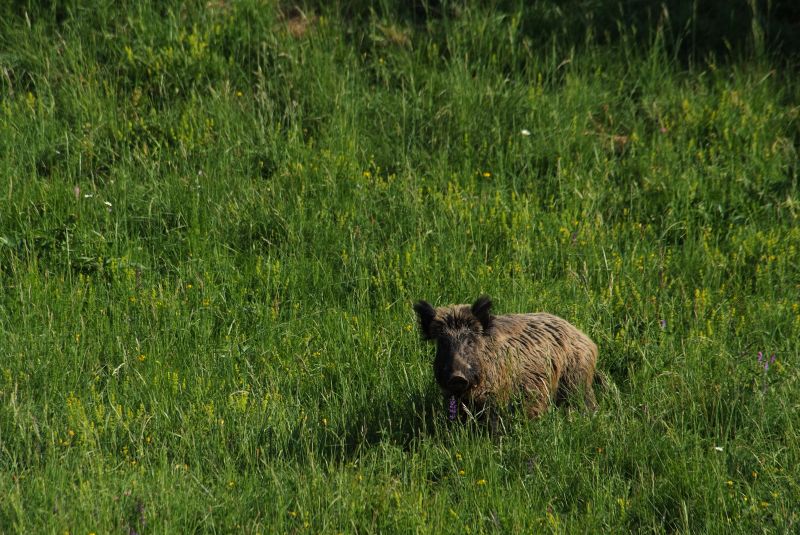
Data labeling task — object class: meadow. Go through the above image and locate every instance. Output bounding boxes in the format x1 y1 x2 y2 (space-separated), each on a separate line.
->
1 1 799 532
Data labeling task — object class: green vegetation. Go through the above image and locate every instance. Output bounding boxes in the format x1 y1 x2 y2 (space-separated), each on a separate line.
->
1 1 798 532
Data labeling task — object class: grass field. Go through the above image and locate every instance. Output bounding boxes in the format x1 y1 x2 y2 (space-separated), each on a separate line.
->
1 1 799 532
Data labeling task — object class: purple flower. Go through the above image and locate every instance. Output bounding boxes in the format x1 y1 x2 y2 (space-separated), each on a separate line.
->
449 396 458 421
659 319 667 330
758 352 777 393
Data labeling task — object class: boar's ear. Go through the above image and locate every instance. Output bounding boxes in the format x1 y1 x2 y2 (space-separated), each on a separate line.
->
471 295 493 333
413 300 437 340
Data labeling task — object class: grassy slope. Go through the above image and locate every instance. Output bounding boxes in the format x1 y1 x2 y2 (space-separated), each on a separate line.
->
1 1 799 532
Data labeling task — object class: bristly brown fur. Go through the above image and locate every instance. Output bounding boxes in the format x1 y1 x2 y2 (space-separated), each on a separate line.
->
414 296 599 420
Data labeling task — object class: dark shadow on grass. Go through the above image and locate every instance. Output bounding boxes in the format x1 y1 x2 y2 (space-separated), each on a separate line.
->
270 378 621 469
298 0 800 63
251 384 521 472
283 387 452 466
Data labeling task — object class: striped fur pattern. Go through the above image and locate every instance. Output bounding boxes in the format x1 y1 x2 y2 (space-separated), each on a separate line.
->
414 296 598 419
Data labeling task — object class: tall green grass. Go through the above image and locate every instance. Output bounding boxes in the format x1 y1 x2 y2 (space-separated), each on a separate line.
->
1 1 798 532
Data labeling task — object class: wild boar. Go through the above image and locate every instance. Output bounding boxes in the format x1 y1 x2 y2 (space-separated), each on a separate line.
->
413 296 598 420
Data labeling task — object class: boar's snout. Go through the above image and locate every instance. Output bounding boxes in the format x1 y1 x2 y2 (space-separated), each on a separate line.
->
439 353 481 395
447 372 470 393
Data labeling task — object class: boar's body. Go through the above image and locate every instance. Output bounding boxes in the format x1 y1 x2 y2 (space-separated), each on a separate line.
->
472 312 598 417
414 297 598 419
